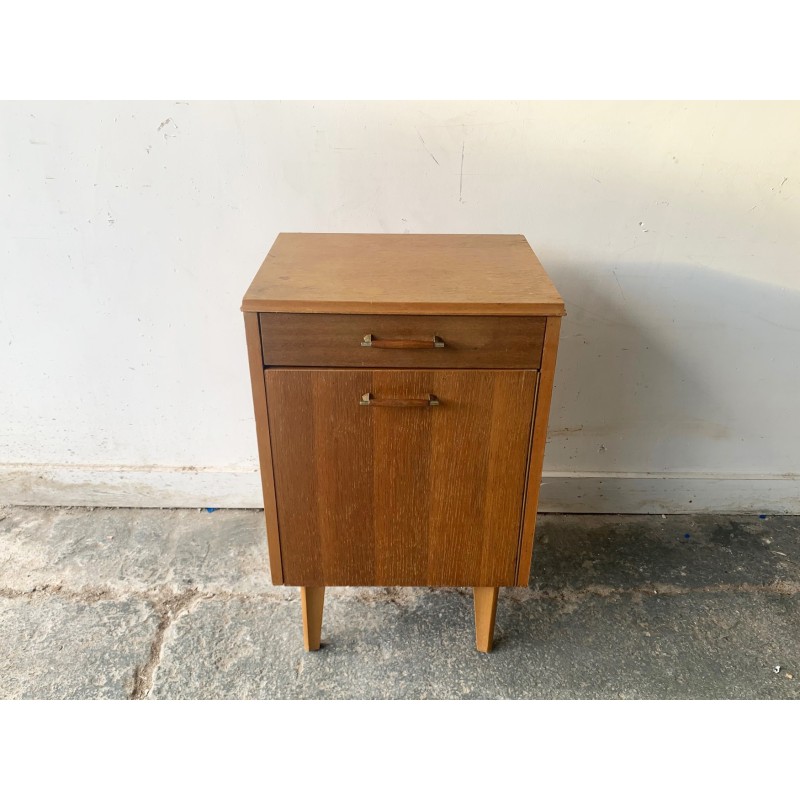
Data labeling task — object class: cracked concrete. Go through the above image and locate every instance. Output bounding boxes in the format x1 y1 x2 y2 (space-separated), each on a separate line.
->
130 588 203 699
1 508 799 699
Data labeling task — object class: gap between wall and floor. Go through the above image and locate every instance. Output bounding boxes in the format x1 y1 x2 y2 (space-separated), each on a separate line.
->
0 464 797 513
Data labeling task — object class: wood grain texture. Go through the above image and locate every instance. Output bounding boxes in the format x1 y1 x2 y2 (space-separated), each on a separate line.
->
300 587 325 651
242 234 566 316
260 313 545 369
265 368 537 586
473 587 499 653
515 316 562 586
243 312 283 584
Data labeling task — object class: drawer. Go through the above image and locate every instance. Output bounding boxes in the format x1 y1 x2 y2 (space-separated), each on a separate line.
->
259 313 545 369
265 368 538 586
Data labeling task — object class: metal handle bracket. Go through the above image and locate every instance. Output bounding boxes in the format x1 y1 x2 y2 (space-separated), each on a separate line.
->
360 393 440 407
361 334 445 349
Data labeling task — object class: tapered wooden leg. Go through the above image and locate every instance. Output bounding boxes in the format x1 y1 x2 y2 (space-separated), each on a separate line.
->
473 587 499 653
300 587 325 651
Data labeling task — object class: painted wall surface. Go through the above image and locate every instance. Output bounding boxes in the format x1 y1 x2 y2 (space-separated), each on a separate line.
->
1 101 799 510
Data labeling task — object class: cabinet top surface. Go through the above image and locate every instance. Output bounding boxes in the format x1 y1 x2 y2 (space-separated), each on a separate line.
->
242 233 565 316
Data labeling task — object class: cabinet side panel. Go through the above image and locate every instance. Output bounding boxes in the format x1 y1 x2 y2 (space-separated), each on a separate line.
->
243 312 284 584
515 316 562 586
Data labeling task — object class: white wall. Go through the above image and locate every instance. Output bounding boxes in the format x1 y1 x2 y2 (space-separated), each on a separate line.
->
2 101 799 511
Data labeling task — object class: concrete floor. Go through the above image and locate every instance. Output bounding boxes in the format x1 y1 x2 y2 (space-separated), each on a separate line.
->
0 507 798 699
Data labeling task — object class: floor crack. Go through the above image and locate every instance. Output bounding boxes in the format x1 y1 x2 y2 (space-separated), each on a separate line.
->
0 583 295 605
129 589 204 700
0 584 117 602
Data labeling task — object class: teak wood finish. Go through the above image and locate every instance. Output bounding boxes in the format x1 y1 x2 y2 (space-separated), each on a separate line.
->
242 233 565 316
473 587 500 653
260 313 546 369
243 312 283 584
300 587 325 652
243 233 564 652
266 368 537 587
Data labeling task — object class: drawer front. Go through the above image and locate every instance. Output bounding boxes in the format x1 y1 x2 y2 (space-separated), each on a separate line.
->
260 313 545 368
265 368 538 587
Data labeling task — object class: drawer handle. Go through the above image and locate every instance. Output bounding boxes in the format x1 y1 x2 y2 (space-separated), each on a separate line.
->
360 393 440 408
361 334 445 349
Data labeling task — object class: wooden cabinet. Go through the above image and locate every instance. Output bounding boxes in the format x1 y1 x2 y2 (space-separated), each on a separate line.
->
243 234 564 652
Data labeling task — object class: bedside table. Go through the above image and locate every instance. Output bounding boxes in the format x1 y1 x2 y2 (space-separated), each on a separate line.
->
242 233 564 652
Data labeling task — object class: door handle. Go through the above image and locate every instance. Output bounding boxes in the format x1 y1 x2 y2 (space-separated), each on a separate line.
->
361 334 445 349
359 393 440 407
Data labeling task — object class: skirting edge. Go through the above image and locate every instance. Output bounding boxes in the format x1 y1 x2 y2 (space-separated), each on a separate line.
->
1 464 798 513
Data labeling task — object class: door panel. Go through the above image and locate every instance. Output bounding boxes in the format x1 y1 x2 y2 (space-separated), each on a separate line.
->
265 369 537 586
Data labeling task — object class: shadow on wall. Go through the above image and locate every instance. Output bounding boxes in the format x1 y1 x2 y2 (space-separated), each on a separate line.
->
544 262 800 477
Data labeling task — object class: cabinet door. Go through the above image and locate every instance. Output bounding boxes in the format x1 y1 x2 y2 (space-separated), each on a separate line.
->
265 369 537 586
